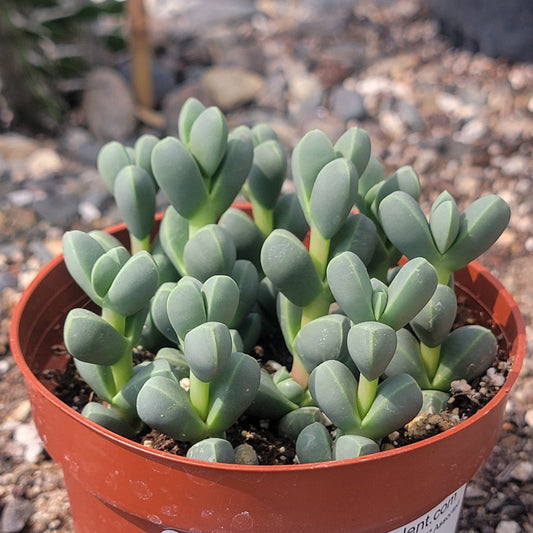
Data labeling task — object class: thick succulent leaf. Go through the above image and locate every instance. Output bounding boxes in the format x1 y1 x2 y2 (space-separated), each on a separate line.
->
294 314 351 374
159 206 190 276
378 191 440 263
421 390 450 414
246 369 299 419
442 195 511 272
278 407 325 441
230 260 259 327
113 359 176 415
251 123 279 144
90 246 129 299
383 329 432 389
247 140 286 209
333 127 371 177
188 106 228 176
206 352 261 433
62 230 107 303
96 141 134 192
296 422 333 464
261 229 323 307
209 136 254 217
88 230 123 251
149 282 179 344
329 213 378 265
137 375 207 442
74 359 117 403
309 158 358 239
308 360 361 432
357 155 386 200
410 284 457 347
183 224 236 281
167 277 207 342
359 374 422 441
178 97 206 144
64 308 129 365
429 192 460 254
155 347 189 378
81 402 138 439
379 258 438 330
347 322 397 381
151 136 208 219
106 252 159 316
370 279 388 319
114 165 156 240
431 326 498 391
334 434 379 460
186 438 235 463
276 293 303 351
184 322 232 382
134 134 159 185
200 274 239 326
272 367 306 404
373 166 421 212
327 251 375 324
291 129 336 219
272 193 309 241
219 208 264 268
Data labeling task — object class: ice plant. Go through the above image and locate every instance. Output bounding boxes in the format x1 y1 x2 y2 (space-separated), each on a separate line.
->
61 97 511 463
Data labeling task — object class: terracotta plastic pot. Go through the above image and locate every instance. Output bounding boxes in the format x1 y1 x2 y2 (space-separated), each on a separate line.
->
10 212 526 533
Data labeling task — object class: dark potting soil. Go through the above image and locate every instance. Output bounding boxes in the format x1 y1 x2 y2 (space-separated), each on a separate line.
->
43 290 510 466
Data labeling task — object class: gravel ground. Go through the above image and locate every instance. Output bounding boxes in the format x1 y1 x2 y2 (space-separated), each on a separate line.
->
1 1 532 531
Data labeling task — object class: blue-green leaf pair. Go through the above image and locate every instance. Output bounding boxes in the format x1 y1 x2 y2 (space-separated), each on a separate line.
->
152 98 253 231
379 191 511 284
309 361 422 442
137 322 261 443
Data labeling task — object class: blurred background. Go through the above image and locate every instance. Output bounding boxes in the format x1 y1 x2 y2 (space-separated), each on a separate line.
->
0 1 532 532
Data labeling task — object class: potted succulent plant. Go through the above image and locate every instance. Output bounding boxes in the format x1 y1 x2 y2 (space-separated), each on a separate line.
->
10 98 526 533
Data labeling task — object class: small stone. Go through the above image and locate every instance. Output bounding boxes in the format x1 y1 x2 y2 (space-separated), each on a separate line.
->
78 201 101 223
510 461 533 482
524 408 533 428
6 400 32 423
330 86 367 121
201 67 265 111
464 484 489 506
82 67 136 141
32 193 79 225
495 520 522 533
454 118 488 144
26 147 63 180
0 497 34 533
13 422 44 463
486 493 507 513
234 443 259 465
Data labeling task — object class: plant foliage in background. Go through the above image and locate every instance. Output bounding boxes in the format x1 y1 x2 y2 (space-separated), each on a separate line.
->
0 0 125 130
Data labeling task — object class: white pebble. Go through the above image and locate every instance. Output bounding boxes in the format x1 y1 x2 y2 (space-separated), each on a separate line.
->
510 461 533 482
525 408 533 428
496 520 522 533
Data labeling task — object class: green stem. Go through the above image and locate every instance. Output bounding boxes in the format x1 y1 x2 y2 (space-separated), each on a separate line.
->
189 373 210 421
130 233 151 254
357 375 378 419
436 265 453 287
420 343 441 382
300 287 331 327
101 307 132 392
251 201 274 237
308 224 331 281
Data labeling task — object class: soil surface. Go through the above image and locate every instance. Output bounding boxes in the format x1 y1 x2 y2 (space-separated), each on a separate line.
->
1 1 533 532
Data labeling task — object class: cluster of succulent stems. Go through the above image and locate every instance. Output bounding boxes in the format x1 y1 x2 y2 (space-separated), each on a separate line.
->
61 97 510 464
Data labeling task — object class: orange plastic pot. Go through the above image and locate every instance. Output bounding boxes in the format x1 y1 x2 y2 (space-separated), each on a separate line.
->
10 211 526 533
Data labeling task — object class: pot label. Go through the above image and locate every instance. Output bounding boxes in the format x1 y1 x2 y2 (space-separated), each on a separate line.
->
386 484 466 533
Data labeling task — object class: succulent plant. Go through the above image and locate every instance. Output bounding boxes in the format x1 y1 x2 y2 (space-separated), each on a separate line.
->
62 97 510 463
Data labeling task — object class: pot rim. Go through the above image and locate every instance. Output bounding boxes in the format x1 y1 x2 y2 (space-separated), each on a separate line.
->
9 216 526 474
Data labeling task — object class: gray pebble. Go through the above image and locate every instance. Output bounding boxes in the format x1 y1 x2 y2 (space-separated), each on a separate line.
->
0 497 34 533
330 87 367 121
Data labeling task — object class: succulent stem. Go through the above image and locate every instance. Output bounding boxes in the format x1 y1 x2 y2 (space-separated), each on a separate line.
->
357 375 378 419
130 233 151 254
251 201 274 237
420 343 441 381
308 224 330 281
189 373 210 421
